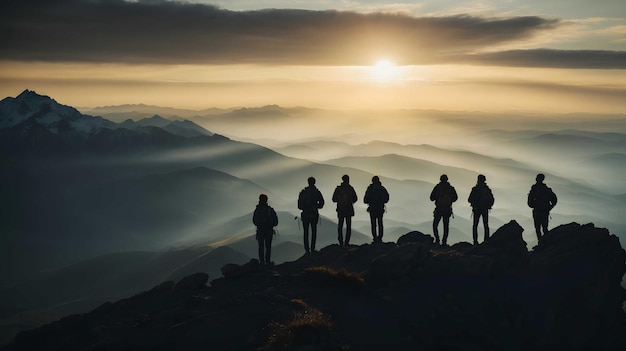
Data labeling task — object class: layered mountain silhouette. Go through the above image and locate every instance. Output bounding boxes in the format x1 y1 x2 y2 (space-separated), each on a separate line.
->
1 90 625 348
2 222 625 351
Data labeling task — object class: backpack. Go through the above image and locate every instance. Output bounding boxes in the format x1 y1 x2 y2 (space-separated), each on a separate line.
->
366 184 389 205
336 186 353 212
478 186 494 211
435 184 456 209
528 184 556 211
256 205 278 228
298 187 323 212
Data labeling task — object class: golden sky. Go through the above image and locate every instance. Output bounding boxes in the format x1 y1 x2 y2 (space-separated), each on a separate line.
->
1 0 625 113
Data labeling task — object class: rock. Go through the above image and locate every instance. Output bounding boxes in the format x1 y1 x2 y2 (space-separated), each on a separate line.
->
367 242 430 287
221 259 260 279
5 222 626 351
397 231 434 246
521 223 626 349
175 272 209 291
472 220 529 271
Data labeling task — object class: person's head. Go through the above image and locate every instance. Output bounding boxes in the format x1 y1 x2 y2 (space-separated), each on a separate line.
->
372 175 380 184
258 193 268 204
536 173 545 183
440 174 448 182
342 174 349 183
477 174 486 184
307 176 316 186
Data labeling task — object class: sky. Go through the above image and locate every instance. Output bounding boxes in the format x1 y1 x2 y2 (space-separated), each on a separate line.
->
0 0 625 112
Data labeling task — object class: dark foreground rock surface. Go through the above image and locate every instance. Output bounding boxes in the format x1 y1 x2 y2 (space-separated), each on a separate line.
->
3 221 626 351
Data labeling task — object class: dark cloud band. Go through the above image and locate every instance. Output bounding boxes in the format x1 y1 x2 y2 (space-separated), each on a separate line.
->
464 49 626 69
1 0 622 68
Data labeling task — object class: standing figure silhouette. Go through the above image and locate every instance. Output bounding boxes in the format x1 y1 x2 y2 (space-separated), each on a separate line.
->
430 174 458 246
298 177 325 253
468 174 494 245
527 173 557 242
364 175 389 243
253 194 278 267
332 175 358 246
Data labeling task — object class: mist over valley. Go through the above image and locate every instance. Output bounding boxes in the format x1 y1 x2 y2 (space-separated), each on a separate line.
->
1 90 625 344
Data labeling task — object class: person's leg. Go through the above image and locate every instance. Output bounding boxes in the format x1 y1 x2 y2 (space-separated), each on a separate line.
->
541 212 550 236
258 236 265 266
337 216 345 245
483 211 490 241
265 232 273 265
442 214 450 246
311 215 318 252
376 215 384 242
533 210 542 241
303 218 311 253
345 216 352 245
472 210 479 245
370 212 377 242
433 211 442 245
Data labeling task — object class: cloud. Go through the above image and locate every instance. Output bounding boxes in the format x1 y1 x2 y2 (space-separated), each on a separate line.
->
0 0 567 66
3 0 624 68
463 49 626 69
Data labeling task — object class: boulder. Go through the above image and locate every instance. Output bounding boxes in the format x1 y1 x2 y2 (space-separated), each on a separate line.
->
174 272 209 291
221 259 260 279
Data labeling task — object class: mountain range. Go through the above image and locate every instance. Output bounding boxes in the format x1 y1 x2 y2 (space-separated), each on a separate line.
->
1 89 625 346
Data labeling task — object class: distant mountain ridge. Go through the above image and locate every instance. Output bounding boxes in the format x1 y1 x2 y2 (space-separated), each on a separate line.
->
0 90 116 132
2 90 626 349
0 90 214 154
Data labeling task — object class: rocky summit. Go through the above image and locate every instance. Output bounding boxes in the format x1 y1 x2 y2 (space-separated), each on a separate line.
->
3 221 625 351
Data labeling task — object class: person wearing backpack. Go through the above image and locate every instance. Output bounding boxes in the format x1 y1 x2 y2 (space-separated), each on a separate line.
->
468 174 494 245
364 175 389 243
332 174 358 246
298 177 325 254
430 174 458 246
253 194 278 268
527 173 558 241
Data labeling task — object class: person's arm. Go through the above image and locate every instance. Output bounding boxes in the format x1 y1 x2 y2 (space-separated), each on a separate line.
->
252 208 259 226
317 190 325 208
430 185 438 202
271 207 278 226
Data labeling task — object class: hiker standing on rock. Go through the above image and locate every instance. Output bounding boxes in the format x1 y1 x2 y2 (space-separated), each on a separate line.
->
298 176 325 254
332 174 358 246
468 174 494 245
253 194 278 268
430 174 458 246
364 175 389 243
527 173 557 242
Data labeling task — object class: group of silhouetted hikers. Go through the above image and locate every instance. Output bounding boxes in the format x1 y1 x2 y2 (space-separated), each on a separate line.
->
253 173 557 267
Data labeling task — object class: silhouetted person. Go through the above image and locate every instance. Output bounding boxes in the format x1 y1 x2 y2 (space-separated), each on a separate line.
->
298 176 325 253
332 174 358 246
468 174 494 245
528 173 557 241
364 175 389 243
430 174 458 246
253 194 278 267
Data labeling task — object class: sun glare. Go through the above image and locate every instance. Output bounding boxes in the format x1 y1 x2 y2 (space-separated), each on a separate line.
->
372 59 400 82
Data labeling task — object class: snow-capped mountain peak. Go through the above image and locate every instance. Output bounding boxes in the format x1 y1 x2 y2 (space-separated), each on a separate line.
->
0 90 116 133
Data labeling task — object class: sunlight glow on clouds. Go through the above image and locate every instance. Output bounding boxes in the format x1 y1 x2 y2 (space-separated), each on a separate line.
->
0 0 624 113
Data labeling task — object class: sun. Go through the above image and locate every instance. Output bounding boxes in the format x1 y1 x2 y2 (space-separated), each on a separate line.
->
371 59 400 82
